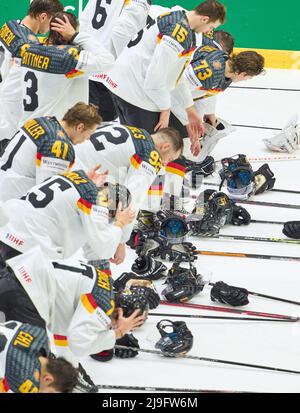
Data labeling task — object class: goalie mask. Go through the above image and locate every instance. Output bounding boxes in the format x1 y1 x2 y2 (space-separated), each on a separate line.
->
97 182 132 219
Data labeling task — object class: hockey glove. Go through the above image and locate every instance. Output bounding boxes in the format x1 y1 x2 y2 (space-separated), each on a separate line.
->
230 203 251 226
155 320 193 356
136 234 167 258
282 221 300 239
73 363 97 393
131 255 168 280
185 155 215 188
253 164 276 195
115 334 139 358
210 281 249 307
90 349 114 362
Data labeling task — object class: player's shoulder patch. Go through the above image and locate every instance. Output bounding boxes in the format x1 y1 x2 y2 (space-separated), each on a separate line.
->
63 170 99 205
157 10 196 52
0 20 38 56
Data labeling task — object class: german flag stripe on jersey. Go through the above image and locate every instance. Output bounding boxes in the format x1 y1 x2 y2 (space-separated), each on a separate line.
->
196 86 223 94
157 32 163 44
166 162 186 177
130 153 142 170
178 47 196 58
148 184 164 196
0 378 10 393
53 334 68 347
77 197 92 215
81 293 98 314
65 69 84 79
36 152 42 167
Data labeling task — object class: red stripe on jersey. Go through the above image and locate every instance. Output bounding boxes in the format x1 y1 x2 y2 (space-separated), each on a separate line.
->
65 69 84 78
0 378 10 393
166 162 186 172
179 47 196 57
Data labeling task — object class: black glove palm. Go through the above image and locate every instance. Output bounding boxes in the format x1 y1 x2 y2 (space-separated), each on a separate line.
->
115 334 139 358
210 281 249 307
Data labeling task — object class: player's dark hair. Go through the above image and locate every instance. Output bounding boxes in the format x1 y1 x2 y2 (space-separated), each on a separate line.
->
63 102 102 129
46 11 78 45
194 1 226 24
155 127 184 153
229 51 265 76
214 30 234 55
46 357 78 393
28 0 64 18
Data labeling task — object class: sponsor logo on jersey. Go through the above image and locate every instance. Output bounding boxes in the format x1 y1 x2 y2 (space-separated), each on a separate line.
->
141 161 156 178
53 334 68 347
95 306 112 327
39 156 70 172
0 23 15 47
91 205 109 221
17 266 33 283
213 61 222 70
23 119 46 140
105 75 118 89
5 233 24 247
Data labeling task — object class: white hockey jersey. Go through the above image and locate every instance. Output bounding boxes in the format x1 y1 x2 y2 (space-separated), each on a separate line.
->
19 32 114 125
0 20 40 140
7 247 116 360
0 170 122 260
0 116 75 202
105 9 196 112
80 0 151 66
0 321 48 393
75 123 162 241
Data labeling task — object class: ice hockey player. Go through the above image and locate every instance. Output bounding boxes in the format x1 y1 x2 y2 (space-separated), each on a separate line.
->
0 103 101 202
0 170 135 262
0 0 64 146
80 0 151 121
0 320 78 393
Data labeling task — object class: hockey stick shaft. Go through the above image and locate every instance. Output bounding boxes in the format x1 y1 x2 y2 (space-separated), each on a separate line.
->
250 219 285 225
203 181 300 196
115 346 300 375
232 124 281 131
160 300 299 321
96 384 242 393
148 312 296 322
196 249 300 263
248 156 299 163
208 283 300 306
209 234 300 245
233 198 300 210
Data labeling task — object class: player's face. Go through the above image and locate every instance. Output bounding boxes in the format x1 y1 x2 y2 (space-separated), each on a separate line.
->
37 13 53 34
196 17 221 34
161 148 182 165
73 123 98 144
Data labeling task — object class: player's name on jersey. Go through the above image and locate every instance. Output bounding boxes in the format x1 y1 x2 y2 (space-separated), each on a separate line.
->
23 119 46 140
0 23 15 47
21 44 50 71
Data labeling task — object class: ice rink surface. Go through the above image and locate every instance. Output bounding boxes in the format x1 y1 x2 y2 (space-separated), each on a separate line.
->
82 69 300 393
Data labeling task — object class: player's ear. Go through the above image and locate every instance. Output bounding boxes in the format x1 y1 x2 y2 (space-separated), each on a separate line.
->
38 12 48 22
76 122 85 133
161 141 171 153
201 16 210 24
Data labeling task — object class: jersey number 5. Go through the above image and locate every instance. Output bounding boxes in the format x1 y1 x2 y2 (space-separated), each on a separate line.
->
92 0 112 30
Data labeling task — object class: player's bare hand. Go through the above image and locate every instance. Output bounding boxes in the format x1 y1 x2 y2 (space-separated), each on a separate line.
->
154 109 170 132
50 15 77 42
116 308 146 334
190 137 201 157
186 106 205 141
110 243 126 265
115 203 136 227
87 164 108 186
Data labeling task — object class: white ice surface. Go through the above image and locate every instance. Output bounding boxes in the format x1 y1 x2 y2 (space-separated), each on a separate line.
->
81 69 300 393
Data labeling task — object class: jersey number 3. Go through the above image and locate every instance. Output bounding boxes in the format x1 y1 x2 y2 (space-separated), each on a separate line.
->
92 0 112 30
23 71 39 112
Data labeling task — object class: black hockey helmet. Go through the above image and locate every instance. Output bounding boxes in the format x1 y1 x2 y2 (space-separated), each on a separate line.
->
98 182 132 219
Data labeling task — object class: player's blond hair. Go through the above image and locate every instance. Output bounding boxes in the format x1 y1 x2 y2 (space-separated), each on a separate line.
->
154 127 184 153
63 103 102 129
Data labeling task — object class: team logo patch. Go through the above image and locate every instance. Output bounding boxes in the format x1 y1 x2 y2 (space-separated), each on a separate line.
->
213 61 222 70
27 34 36 42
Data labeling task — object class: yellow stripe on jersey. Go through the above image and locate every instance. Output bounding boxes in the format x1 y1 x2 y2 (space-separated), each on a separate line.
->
81 294 98 314
65 69 84 79
130 154 142 169
77 198 92 215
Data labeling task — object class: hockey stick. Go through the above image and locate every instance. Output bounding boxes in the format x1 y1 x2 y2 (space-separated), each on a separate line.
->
96 384 244 393
148 313 296 323
232 198 300 210
208 283 300 307
206 234 300 245
160 301 299 321
230 86 300 92
250 219 284 225
202 181 300 196
248 156 300 163
196 249 300 263
115 345 300 375
232 124 281 131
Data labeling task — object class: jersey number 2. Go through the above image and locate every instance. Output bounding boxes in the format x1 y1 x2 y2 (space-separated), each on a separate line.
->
23 71 39 112
92 0 112 30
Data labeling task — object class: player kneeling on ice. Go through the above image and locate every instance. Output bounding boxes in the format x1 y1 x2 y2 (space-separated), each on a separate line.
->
0 103 101 202
263 115 300 154
0 247 150 390
0 321 78 393
0 169 135 263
